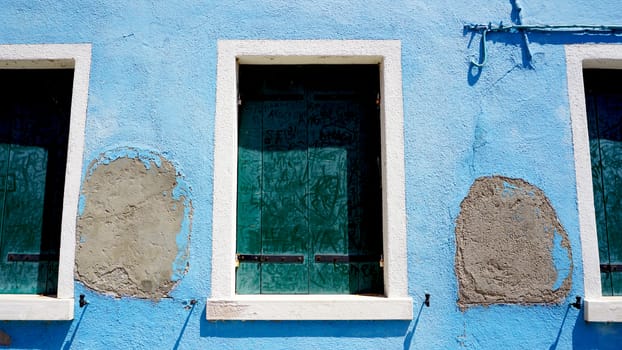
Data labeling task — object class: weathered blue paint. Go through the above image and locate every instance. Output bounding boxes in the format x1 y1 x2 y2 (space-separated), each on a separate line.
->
552 230 572 291
77 194 86 217
0 0 621 349
172 178 192 282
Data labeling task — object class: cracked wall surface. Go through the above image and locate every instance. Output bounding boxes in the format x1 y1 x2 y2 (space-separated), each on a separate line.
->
455 176 572 309
76 155 190 299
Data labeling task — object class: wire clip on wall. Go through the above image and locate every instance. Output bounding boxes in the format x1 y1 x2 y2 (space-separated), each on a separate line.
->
464 0 622 68
570 296 582 310
79 294 89 308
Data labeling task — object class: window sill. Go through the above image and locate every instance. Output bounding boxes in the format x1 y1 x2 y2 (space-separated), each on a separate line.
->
584 297 622 322
0 295 73 321
206 295 413 320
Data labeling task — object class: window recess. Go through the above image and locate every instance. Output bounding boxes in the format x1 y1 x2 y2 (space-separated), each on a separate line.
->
0 69 73 296
0 44 91 321
583 69 622 297
236 65 384 295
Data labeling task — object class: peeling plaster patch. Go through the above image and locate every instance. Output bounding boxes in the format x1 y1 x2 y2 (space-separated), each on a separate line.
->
455 175 572 310
76 149 191 299
85 148 163 176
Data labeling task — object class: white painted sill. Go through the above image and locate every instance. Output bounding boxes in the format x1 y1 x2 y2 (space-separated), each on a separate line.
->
206 295 413 320
0 295 73 320
584 297 622 322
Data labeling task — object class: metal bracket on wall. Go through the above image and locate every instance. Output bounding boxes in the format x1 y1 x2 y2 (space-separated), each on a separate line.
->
236 254 304 264
314 254 381 264
79 294 89 308
464 0 622 68
7 253 59 262
600 264 622 273
570 296 582 310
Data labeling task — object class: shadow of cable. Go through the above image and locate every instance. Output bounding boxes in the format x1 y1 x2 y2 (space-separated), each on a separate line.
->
403 303 425 350
62 304 88 350
549 304 571 350
173 300 197 350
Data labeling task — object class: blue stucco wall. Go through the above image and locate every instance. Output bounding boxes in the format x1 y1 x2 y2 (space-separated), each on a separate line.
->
2 0 622 348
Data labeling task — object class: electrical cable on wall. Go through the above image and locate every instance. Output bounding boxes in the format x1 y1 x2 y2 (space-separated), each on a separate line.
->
465 0 622 68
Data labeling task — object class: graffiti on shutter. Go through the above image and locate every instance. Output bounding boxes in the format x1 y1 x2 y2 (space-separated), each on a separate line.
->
236 65 383 294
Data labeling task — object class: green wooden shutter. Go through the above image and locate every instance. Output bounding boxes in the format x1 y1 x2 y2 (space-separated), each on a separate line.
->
236 65 383 294
0 145 49 293
585 69 622 296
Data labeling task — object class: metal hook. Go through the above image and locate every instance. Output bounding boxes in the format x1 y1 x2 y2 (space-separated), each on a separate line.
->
470 29 488 68
79 294 89 308
570 296 582 309
184 299 198 310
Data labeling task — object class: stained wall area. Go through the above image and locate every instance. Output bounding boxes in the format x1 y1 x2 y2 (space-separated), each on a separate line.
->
1 1 622 349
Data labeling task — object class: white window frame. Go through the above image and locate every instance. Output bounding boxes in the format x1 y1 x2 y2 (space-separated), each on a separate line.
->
567 44 622 322
207 40 412 320
0 44 91 321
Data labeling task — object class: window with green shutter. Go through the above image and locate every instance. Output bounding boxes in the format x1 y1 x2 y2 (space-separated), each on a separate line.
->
236 65 383 294
584 68 622 296
0 69 73 295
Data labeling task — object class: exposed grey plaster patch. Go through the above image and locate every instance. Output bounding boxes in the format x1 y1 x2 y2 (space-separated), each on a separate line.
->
76 156 190 299
455 175 572 310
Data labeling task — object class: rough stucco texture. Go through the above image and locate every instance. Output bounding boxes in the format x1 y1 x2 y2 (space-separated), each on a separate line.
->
76 156 189 298
455 175 572 309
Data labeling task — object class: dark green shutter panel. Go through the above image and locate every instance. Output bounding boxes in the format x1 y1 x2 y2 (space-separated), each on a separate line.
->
260 99 309 294
585 69 622 296
236 65 383 294
0 145 49 293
